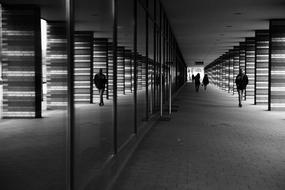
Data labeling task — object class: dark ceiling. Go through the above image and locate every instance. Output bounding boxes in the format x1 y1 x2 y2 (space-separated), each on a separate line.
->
161 0 285 66
3 0 285 67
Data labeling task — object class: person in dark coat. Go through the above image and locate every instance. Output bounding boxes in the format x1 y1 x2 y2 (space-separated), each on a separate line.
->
94 68 107 106
194 73 201 92
202 74 209 91
235 68 248 107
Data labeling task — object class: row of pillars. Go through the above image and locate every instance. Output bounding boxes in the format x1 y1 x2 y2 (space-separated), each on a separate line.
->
0 4 187 118
205 20 285 111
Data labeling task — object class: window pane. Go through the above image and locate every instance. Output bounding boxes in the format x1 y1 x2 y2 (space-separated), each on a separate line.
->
74 0 114 188
117 0 135 147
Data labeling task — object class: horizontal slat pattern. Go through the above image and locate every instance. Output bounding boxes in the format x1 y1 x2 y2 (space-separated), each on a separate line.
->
46 21 67 110
270 20 285 110
93 38 108 101
117 47 125 95
255 30 269 105
2 6 41 118
245 37 255 102
124 49 132 94
74 32 93 103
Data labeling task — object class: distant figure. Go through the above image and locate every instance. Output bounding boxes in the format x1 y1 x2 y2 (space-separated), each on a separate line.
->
94 68 107 106
191 74 195 83
194 73 201 92
235 68 248 107
202 74 209 90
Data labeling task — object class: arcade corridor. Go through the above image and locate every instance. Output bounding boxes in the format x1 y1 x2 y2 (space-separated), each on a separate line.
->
1 0 285 190
112 83 285 190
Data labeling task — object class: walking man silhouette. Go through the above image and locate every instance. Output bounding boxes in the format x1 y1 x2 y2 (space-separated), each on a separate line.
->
94 68 107 106
235 68 248 107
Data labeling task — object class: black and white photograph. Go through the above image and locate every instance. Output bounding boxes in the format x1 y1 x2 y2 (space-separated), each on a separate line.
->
0 0 285 190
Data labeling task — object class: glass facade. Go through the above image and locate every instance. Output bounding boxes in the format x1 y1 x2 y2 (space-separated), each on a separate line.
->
0 0 187 190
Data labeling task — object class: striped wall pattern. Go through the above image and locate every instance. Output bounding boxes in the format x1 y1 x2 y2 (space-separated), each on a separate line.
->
245 37 255 101
213 64 218 85
124 49 132 94
226 53 230 92
2 5 42 118
229 50 234 93
137 54 143 90
74 32 93 103
93 38 108 101
233 47 240 94
107 42 113 99
46 21 67 110
117 47 125 95
255 30 269 105
269 20 285 110
239 42 246 98
218 58 223 88
221 55 225 90
142 56 147 90
204 22 285 111
131 52 135 92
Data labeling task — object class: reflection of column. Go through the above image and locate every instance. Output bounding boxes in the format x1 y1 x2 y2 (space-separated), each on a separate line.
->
149 59 153 114
141 56 146 90
239 42 246 99
269 20 285 111
255 30 269 105
137 54 143 90
2 5 42 118
124 50 132 94
225 53 229 92
74 32 93 104
153 1 157 110
93 38 108 101
233 46 240 94
229 50 234 93
245 37 255 102
117 46 124 95
107 42 113 99
145 0 149 119
46 21 67 110
220 58 223 88
227 52 231 93
131 52 135 92
222 55 226 91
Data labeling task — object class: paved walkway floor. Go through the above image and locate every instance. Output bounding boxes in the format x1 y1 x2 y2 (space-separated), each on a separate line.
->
112 83 285 190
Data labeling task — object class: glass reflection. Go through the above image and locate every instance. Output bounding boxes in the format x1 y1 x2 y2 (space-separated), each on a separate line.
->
74 0 113 189
137 2 147 127
117 0 135 147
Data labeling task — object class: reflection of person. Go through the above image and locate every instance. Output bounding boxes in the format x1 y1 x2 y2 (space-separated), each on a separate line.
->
235 68 248 107
94 68 107 106
202 74 209 91
192 74 195 83
194 73 200 92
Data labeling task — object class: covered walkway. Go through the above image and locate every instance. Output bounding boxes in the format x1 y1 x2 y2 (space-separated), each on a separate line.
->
112 83 285 190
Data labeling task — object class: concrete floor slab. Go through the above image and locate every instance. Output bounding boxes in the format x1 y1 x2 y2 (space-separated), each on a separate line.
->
112 83 285 190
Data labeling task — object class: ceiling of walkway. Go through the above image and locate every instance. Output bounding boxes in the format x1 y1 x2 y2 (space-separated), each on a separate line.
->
161 0 285 66
3 0 285 67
